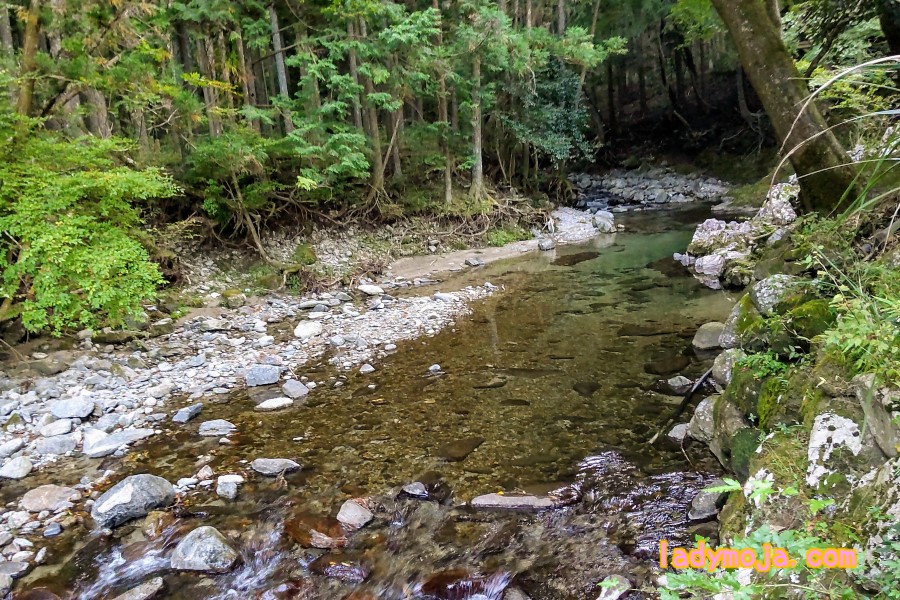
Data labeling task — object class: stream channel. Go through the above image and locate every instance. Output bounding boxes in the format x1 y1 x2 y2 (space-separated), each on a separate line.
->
20 208 736 600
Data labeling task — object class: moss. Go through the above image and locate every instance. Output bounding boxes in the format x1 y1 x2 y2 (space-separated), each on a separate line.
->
485 225 530 247
725 365 764 419
291 243 317 266
735 294 766 339
787 299 835 342
718 491 750 543
221 288 242 299
757 377 788 430
729 428 762 481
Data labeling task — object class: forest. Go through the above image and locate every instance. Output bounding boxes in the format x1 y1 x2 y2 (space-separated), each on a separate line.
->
0 0 893 333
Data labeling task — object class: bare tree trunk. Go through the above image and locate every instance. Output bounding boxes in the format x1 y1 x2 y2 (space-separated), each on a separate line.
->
176 22 194 73
638 32 648 114
216 31 235 122
235 31 260 133
0 5 13 56
347 21 365 131
526 0 533 30
268 4 294 133
470 54 484 199
578 0 601 90
878 0 900 54
605 60 616 138
710 0 858 213
556 0 566 34
450 86 459 132
196 39 222 136
359 18 384 195
17 0 41 117
434 0 453 205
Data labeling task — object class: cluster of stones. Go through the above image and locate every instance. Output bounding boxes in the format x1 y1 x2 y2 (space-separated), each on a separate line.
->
673 183 800 290
570 167 730 213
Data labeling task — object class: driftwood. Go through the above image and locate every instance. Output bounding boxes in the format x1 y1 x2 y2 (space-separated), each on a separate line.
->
648 366 714 445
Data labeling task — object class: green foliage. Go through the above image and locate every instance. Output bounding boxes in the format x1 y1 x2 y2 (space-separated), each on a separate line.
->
485 224 530 247
0 115 177 334
738 351 790 380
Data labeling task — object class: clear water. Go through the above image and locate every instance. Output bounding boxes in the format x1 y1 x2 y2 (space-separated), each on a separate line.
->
19 208 734 600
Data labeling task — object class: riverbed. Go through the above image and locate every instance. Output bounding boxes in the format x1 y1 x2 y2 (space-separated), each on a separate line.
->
10 208 735 600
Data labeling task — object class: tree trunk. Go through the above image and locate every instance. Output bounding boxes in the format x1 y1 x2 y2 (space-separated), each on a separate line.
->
0 5 13 56
195 39 222 136
216 31 235 120
434 0 453 205
236 30 260 133
526 0 533 30
878 0 900 55
578 0 601 90
176 22 194 73
17 0 41 117
710 0 858 213
470 55 484 199
556 0 565 34
637 33 648 114
359 18 384 195
346 21 364 131
605 60 616 139
269 4 294 133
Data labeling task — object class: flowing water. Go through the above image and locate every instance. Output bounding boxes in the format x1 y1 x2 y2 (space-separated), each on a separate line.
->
19 208 736 600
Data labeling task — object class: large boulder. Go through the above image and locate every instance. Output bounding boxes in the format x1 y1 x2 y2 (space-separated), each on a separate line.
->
49 396 95 419
853 375 899 459
170 526 239 573
91 474 175 529
712 348 746 387
693 322 725 351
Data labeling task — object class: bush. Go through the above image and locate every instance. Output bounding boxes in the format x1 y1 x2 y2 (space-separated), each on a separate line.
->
0 113 178 333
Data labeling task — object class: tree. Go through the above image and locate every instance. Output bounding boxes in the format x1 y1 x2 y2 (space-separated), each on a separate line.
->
709 0 859 213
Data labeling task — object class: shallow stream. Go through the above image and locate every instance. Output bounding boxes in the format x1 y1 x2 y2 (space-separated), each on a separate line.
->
20 208 735 600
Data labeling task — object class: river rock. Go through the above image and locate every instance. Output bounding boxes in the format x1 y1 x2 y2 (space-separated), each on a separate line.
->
254 397 293 412
357 285 384 296
470 493 554 511
0 562 29 579
712 348 745 387
294 320 323 340
91 474 175 528
285 515 347 549
147 382 175 399
596 574 630 600
336 499 374 530
435 436 484 461
749 274 801 316
198 419 236 436
20 485 79 512
49 397 95 419
42 523 63 538
0 574 11 595
667 423 689 443
538 239 556 251
172 403 203 423
170 526 239 573
359 364 375 375
245 364 281 387
282 380 309 399
688 396 716 444
0 438 24 458
110 577 164 600
39 419 73 437
0 456 33 479
30 432 76 455
251 458 300 476
692 322 724 350
310 554 370 582
216 475 244 500
644 355 691 376
83 428 156 458
688 483 726 521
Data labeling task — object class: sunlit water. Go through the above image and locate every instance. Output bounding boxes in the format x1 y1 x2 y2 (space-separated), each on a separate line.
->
18 208 735 599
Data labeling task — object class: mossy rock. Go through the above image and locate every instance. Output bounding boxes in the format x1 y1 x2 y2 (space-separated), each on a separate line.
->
724 365 763 419
728 427 762 481
255 272 283 290
717 491 749 544
221 288 242 299
757 377 789 430
292 243 317 266
786 299 835 343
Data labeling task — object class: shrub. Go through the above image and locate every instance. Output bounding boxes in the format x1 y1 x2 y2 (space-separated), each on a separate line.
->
0 113 178 333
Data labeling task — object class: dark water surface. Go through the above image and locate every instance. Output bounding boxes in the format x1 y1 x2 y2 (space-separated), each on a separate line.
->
22 209 735 600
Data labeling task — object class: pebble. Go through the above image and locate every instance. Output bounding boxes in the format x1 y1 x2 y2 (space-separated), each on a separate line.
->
198 420 236 436
0 457 33 480
359 364 375 375
172 403 203 423
254 397 294 412
251 458 300 476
